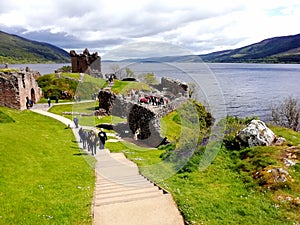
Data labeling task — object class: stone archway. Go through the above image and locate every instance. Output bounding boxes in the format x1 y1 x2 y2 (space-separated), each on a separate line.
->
31 88 36 103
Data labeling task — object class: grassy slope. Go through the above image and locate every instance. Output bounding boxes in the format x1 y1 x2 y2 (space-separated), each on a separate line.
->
44 81 300 224
106 113 300 224
0 30 69 63
0 107 95 224
48 101 126 127
110 80 151 95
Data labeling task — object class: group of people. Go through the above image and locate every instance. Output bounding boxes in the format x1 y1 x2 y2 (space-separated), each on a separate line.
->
78 127 107 156
139 95 168 106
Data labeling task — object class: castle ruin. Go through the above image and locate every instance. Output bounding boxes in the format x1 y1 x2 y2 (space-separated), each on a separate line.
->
70 48 102 78
97 77 189 147
0 69 42 110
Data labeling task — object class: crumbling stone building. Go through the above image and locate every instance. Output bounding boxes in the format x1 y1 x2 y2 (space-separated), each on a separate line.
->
151 77 188 97
0 69 42 110
160 77 188 96
98 88 187 147
70 48 102 77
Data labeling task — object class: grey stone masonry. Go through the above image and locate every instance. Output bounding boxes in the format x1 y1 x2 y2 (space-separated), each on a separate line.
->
98 89 187 147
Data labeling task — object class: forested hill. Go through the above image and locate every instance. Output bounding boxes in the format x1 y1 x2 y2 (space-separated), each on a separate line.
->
199 33 300 63
0 30 70 63
119 33 300 64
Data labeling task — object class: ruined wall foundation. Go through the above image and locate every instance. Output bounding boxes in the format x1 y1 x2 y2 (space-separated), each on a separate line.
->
98 89 187 147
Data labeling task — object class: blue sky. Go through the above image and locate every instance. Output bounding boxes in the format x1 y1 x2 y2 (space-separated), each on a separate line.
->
0 0 299 60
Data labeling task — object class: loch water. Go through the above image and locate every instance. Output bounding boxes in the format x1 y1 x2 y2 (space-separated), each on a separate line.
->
10 62 300 120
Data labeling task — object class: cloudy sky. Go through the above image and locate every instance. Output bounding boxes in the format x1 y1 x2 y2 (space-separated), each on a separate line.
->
1 0 299 59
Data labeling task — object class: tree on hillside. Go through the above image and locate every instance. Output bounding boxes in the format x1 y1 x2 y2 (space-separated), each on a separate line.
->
188 82 196 98
125 67 135 78
270 96 300 131
109 64 122 79
138 72 158 85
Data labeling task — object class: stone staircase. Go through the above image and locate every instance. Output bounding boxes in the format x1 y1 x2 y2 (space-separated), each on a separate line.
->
31 105 184 225
93 150 184 225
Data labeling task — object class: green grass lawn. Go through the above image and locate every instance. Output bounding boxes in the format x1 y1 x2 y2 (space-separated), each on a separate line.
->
110 80 151 95
0 107 95 224
49 101 126 127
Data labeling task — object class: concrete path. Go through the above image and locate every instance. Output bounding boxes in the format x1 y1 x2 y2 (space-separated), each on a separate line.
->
31 106 184 225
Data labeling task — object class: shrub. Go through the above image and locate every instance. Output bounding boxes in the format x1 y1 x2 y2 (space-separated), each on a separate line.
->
270 96 300 131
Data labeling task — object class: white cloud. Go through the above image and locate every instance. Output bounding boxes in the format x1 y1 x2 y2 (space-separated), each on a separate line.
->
0 0 299 58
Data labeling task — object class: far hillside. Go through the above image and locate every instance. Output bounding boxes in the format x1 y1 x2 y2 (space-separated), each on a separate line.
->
200 33 300 63
0 30 70 64
121 33 300 64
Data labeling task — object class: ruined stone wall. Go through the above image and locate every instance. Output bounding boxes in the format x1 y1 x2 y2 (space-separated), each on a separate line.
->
161 77 188 96
98 89 187 147
0 71 42 110
70 48 102 77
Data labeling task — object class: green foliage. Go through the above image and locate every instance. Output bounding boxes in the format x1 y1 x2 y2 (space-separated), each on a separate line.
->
0 68 20 73
61 72 81 79
125 67 135 78
191 99 214 129
0 107 94 224
159 143 176 160
37 74 78 100
138 72 158 84
37 73 106 100
56 65 71 72
177 147 205 173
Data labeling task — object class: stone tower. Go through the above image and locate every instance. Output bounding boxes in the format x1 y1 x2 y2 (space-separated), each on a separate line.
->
70 48 102 78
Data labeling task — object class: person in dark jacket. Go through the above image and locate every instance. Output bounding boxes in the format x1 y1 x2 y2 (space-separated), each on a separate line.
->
73 116 79 128
98 128 107 149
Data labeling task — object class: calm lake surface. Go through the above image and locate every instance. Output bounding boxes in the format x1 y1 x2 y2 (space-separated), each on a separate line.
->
11 62 300 120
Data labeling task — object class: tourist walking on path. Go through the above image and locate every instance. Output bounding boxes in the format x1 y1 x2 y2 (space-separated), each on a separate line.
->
91 132 98 155
47 97 51 107
78 127 83 142
98 128 107 149
73 116 79 128
82 129 88 149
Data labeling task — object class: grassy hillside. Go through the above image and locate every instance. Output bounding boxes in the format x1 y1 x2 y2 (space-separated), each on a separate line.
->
0 30 70 63
125 33 300 64
200 33 300 63
0 107 95 224
106 113 300 224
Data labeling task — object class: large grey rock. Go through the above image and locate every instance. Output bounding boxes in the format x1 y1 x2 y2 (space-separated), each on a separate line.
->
237 120 276 147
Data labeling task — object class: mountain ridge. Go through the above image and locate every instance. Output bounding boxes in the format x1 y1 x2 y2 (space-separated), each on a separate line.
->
115 33 300 63
199 33 300 63
0 30 70 63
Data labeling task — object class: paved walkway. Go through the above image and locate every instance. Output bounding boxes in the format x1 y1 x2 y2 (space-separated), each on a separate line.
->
31 105 184 225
